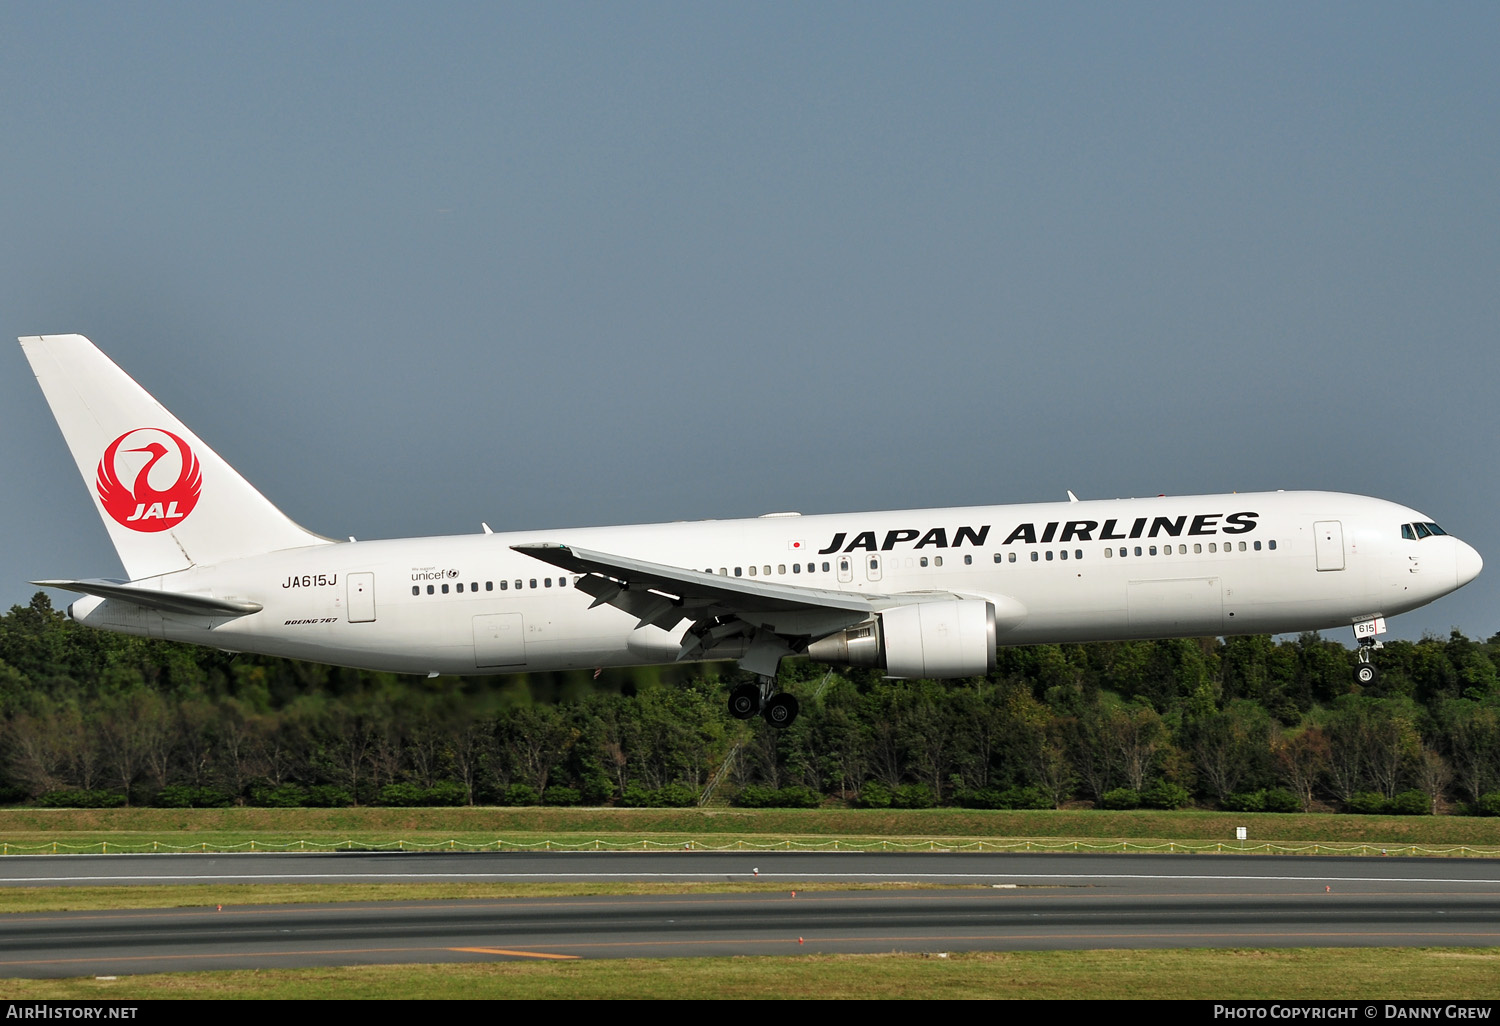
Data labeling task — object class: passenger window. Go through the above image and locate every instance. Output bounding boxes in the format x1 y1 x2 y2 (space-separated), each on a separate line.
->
1134 547 1142 556
441 584 449 594
1105 548 1112 558
456 583 464 593
529 579 537 588
1030 552 1039 562
1059 550 1067 560
920 556 929 567
793 563 801 574
515 580 522 590
748 565 756 576
1045 551 1054 561
486 581 493 591
964 554 972 565
822 562 831 572
1209 543 1217 553
778 564 786 574
427 585 434 594
500 580 508 590
994 553 1003 563
934 556 943 567
411 586 419 596
735 567 743 577
1193 544 1202 553
545 578 552 587
719 568 727 576
1149 546 1157 556
1075 549 1083 560
1269 540 1277 550
1009 552 1016 563
1253 541 1261 551
1238 541 1247 551
764 565 771 576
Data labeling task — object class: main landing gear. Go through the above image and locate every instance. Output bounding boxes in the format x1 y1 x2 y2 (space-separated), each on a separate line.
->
728 678 800 728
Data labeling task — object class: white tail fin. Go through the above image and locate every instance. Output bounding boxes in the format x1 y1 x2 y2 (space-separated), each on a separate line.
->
20 334 331 580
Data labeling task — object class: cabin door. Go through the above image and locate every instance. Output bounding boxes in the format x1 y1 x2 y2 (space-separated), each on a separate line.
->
347 573 376 622
1314 521 1345 571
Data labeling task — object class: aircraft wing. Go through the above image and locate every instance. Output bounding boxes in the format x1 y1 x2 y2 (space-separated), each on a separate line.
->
511 542 876 640
33 579 263 617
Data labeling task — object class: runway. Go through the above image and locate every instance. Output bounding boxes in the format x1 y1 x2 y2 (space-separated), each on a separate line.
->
2 852 1498 977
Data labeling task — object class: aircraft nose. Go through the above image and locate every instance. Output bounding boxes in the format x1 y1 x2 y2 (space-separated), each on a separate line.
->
1455 539 1483 588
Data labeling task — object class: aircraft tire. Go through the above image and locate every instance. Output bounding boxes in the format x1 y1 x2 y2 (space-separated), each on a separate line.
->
762 693 799 729
1355 663 1380 686
728 683 762 719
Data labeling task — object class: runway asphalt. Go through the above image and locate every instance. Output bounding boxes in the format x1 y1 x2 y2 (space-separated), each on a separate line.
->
2 852 1498 977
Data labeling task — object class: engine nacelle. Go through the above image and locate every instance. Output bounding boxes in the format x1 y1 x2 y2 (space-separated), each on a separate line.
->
807 599 997 678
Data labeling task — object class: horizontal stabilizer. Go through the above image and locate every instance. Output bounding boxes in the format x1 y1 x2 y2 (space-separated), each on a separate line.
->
33 579 263 617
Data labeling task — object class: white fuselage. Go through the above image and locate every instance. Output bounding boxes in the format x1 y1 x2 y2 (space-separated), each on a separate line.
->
65 489 1481 677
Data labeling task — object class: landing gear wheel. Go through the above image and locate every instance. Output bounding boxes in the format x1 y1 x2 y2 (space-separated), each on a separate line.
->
762 692 800 729
1354 636 1381 687
728 682 762 720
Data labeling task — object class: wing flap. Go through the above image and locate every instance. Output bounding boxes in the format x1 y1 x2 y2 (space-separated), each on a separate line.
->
516 543 873 612
513 543 876 637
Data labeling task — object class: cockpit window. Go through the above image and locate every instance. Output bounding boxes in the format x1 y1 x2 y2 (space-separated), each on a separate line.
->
1413 522 1432 539
1425 522 1447 536
1402 524 1415 540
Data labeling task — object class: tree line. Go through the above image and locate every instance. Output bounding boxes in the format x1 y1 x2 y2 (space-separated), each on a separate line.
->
2 593 1499 815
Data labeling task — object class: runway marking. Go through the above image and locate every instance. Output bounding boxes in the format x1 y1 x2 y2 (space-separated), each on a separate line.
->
450 947 577 960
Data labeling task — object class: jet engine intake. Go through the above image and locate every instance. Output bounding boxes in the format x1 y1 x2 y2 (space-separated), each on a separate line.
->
806 599 997 678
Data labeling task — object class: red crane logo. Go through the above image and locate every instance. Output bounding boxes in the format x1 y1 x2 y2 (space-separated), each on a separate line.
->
96 429 202 532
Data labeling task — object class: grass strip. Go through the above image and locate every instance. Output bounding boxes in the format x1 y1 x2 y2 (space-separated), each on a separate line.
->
1 835 1494 857
3 948 1499 1000
1 807 1497 855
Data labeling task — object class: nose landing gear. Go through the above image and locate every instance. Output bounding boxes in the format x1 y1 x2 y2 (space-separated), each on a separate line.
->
1353 616 1387 686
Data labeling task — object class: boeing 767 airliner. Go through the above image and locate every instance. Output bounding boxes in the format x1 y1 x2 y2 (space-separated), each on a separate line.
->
20 335 1482 727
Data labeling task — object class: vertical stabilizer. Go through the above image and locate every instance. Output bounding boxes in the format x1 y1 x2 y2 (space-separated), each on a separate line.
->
20 334 331 580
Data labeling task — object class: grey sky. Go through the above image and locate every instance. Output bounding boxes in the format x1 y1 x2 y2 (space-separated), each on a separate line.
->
3 3 1496 642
